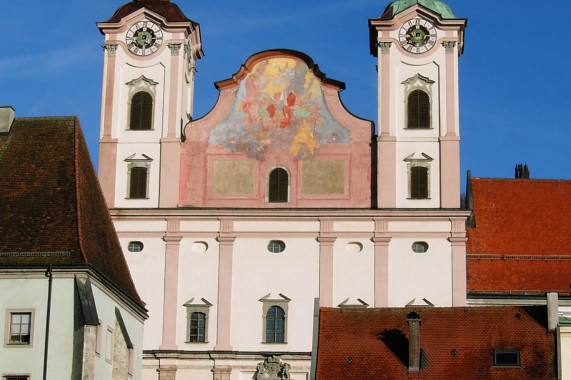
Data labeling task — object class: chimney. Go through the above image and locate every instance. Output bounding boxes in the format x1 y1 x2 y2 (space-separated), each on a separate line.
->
547 292 559 331
407 311 421 372
0 106 15 134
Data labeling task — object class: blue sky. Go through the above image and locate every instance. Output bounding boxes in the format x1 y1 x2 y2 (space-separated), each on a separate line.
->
2 1 570 192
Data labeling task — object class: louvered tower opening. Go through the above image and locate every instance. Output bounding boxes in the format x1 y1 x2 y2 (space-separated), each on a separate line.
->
411 166 428 199
407 90 430 129
129 91 153 130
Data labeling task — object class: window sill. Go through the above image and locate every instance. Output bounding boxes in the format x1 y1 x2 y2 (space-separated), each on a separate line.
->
5 343 32 348
261 342 288 345
185 341 209 344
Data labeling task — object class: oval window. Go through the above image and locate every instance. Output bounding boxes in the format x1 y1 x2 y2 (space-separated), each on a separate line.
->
345 242 364 254
267 240 286 253
127 241 144 252
191 241 209 254
412 241 428 253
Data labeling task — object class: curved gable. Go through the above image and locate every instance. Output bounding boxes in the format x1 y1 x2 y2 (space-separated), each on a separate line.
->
181 50 374 208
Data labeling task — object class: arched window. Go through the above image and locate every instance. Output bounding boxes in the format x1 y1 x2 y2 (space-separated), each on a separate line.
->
410 166 428 199
128 166 148 199
407 90 430 129
268 167 289 203
189 312 206 343
265 306 285 343
129 91 153 130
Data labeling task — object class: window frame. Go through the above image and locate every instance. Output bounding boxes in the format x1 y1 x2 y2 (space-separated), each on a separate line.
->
128 91 154 131
124 154 153 200
183 298 212 344
402 73 434 131
105 326 113 364
267 240 286 253
260 295 290 344
410 165 429 199
493 349 521 367
3 375 30 380
406 89 431 129
127 241 144 253
4 309 34 348
404 153 433 200
267 166 290 203
125 75 158 132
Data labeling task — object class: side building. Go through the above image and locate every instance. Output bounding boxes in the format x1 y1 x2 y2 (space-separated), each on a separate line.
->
0 108 148 379
96 0 469 378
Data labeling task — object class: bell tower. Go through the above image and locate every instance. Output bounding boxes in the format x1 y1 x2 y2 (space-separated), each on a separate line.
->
97 0 203 208
369 0 466 208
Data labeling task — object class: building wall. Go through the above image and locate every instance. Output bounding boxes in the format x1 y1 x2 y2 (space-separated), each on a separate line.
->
0 272 145 379
116 211 466 359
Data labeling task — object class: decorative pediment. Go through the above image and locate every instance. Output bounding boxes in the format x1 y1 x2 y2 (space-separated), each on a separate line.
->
404 152 433 163
338 297 369 308
182 297 213 308
402 73 435 95
259 293 291 303
406 298 434 307
124 153 153 162
125 75 159 96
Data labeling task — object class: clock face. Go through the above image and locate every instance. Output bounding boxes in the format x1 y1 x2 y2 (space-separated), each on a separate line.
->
399 19 437 54
126 21 163 56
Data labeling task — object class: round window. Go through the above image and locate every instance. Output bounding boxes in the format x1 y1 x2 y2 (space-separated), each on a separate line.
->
267 240 286 253
127 241 144 252
412 241 428 253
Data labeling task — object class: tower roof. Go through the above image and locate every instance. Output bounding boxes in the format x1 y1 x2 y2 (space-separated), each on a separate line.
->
381 0 457 19
103 0 198 25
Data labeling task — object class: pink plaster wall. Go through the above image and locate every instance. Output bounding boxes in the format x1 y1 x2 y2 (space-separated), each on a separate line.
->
179 51 374 208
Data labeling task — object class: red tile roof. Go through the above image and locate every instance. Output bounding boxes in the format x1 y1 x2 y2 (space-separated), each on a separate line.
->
466 178 571 294
316 306 557 380
0 117 144 308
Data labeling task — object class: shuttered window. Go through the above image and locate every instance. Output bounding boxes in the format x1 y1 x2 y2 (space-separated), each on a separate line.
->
129 166 147 199
411 166 428 199
129 92 153 130
268 168 288 203
407 90 430 129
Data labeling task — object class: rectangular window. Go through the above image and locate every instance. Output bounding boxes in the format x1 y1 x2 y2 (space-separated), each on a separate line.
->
4 376 29 380
105 327 113 363
6 311 33 346
494 349 520 367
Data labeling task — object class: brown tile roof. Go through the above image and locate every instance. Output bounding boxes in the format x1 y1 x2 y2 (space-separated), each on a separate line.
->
102 0 198 25
466 178 571 294
316 306 557 380
0 117 144 308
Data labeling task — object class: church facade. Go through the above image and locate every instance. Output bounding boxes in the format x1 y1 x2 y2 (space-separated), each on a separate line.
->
96 0 469 378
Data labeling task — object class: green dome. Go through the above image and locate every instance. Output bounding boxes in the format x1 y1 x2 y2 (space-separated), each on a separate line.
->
386 0 457 19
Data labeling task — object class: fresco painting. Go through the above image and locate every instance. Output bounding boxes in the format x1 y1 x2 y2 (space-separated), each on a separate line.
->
209 58 349 160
